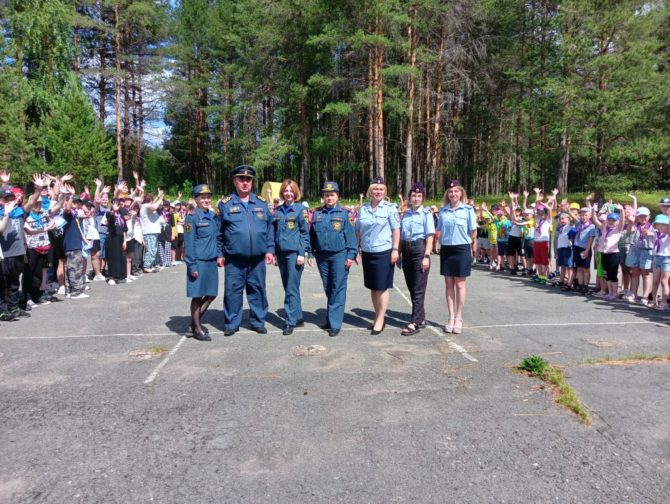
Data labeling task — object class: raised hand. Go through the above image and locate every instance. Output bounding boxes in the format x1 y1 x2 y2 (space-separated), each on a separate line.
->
32 173 46 187
552 188 559 196
133 170 139 180
140 179 146 188
3 200 16 214
522 190 529 198
533 187 541 194
102 185 111 194
0 170 9 183
94 177 103 187
61 173 73 182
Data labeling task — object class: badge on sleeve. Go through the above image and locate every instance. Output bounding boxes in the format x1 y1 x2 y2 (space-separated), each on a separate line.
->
184 223 192 233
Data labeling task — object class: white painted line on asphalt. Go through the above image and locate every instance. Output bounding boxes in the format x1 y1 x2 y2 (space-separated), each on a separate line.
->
393 285 478 363
468 320 670 329
144 335 187 385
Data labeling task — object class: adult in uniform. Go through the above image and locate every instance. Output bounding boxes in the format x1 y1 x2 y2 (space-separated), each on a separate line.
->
218 165 274 336
437 180 477 334
307 181 357 337
355 176 400 335
272 179 310 335
399 182 435 336
184 184 223 342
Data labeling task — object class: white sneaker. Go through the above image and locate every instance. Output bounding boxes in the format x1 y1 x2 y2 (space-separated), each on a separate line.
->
71 293 89 299
127 275 138 281
57 285 66 295
85 285 91 290
108 279 117 285
27 299 35 307
93 275 106 281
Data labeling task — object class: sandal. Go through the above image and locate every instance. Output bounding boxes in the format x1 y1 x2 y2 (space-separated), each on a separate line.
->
453 318 463 334
401 323 419 336
444 318 455 333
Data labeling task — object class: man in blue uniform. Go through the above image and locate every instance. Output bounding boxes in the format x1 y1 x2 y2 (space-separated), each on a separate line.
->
307 181 357 336
218 165 275 336
184 184 223 342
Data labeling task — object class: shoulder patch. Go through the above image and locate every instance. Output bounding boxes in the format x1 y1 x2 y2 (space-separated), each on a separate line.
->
221 196 231 204
257 195 266 202
184 222 192 233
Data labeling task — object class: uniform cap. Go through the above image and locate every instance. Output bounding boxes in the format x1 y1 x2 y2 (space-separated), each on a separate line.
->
371 176 385 185
192 184 213 197
409 182 426 194
654 214 670 225
321 181 339 193
659 197 670 205
607 213 619 221
231 165 256 178
636 206 650 216
448 179 461 188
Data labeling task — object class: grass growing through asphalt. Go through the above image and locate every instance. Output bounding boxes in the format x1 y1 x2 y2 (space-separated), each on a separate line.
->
148 345 169 354
584 353 670 365
518 355 592 425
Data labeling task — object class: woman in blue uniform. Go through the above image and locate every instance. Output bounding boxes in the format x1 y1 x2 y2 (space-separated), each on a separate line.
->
399 182 435 336
308 181 357 337
436 180 477 335
355 177 400 335
184 184 223 341
273 179 310 335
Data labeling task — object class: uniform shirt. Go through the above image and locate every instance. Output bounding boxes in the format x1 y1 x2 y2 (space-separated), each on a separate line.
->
437 203 477 246
218 193 274 258
598 225 622 254
654 229 670 256
184 208 222 267
309 205 357 259
356 201 400 253
400 206 435 242
0 206 27 257
573 221 596 249
273 202 310 255
629 222 654 250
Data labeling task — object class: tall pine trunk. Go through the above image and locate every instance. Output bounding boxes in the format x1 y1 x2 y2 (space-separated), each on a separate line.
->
114 2 123 179
404 6 417 195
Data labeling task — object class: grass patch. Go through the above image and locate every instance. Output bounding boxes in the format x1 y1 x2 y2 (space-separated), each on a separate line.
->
518 355 592 425
584 353 670 365
148 345 169 354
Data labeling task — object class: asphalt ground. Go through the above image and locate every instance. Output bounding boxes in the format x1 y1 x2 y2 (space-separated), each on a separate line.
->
1 259 669 503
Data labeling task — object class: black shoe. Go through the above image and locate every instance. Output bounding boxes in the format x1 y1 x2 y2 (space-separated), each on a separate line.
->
282 325 294 335
251 326 267 334
418 320 427 328
190 325 209 336
320 324 331 331
224 328 238 336
295 320 305 327
370 323 385 335
191 329 211 342
12 308 30 318
328 328 340 337
0 311 18 322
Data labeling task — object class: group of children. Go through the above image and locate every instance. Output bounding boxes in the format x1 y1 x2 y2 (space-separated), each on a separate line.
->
474 190 670 310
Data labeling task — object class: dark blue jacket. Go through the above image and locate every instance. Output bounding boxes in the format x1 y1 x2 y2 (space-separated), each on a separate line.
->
309 205 357 259
273 203 310 255
218 193 274 258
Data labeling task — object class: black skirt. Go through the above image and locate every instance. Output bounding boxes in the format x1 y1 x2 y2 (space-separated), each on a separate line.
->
362 250 394 290
440 244 472 277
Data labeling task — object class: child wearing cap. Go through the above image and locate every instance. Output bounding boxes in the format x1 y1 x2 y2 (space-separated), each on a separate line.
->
591 204 625 300
555 212 576 290
623 206 654 304
650 214 670 310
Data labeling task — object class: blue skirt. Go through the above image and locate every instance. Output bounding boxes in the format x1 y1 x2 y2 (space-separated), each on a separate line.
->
186 259 219 298
362 250 394 290
440 244 472 277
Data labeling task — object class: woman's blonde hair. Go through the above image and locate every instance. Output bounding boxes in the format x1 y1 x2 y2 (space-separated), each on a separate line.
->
366 183 387 199
279 179 302 202
442 185 467 206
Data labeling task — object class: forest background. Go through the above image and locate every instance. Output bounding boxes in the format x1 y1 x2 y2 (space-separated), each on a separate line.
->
0 0 668 202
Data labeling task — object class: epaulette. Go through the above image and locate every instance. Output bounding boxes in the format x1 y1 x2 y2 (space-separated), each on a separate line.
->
221 196 231 204
257 194 266 202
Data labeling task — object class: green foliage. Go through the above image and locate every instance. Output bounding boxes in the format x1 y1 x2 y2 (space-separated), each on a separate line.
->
519 355 549 375
41 75 115 182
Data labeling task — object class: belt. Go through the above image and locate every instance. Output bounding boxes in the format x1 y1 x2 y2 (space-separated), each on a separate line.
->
401 239 426 248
